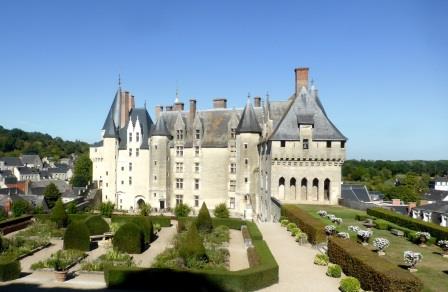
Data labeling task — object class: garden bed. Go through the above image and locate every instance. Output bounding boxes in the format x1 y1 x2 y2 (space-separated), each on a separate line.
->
31 249 86 271
81 250 135 272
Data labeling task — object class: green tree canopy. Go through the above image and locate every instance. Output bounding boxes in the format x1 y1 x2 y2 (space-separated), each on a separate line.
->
70 154 92 187
43 183 61 209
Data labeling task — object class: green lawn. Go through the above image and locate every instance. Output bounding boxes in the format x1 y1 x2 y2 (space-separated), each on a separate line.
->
298 204 448 292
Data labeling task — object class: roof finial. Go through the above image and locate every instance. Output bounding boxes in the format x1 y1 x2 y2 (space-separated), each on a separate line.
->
247 92 251 105
144 100 147 109
174 81 179 103
118 74 121 88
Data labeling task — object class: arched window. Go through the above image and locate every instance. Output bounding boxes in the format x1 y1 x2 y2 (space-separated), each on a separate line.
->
312 178 319 201
290 178 297 200
324 179 330 201
278 177 285 199
301 178 308 200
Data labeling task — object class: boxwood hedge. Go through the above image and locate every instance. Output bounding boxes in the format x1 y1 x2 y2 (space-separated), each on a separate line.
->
281 205 326 244
367 207 448 240
105 219 278 291
64 222 90 251
113 222 145 254
0 256 21 281
328 237 423 292
111 215 171 228
84 215 110 236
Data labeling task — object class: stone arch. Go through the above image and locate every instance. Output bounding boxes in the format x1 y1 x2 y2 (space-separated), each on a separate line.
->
134 196 146 211
278 177 285 200
289 178 297 200
301 178 308 200
312 178 319 201
324 178 330 201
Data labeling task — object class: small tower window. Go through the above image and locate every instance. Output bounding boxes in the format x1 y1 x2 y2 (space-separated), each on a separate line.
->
230 163 236 173
194 146 200 156
230 128 236 139
129 148 132 156
326 141 331 148
176 146 184 157
341 141 346 148
195 129 201 139
129 133 132 142
194 195 199 207
129 162 132 171
280 141 286 147
129 176 132 185
194 179 200 190
244 143 248 149
245 158 249 166
195 162 200 173
136 148 139 157
176 129 183 140
136 132 140 142
303 139 309 149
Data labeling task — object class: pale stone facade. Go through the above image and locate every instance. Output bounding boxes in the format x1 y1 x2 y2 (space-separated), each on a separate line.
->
90 68 347 220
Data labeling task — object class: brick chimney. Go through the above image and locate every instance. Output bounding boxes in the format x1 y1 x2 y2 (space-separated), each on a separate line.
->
295 67 309 93
174 102 184 111
155 106 163 119
189 99 196 123
392 198 401 206
213 98 227 109
253 96 261 107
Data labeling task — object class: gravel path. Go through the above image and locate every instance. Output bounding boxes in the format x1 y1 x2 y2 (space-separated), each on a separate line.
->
257 222 340 292
228 229 249 271
20 239 63 273
132 220 177 267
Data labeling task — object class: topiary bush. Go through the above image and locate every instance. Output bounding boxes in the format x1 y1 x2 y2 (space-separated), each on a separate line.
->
0 256 21 281
340 277 361 292
179 224 207 261
113 223 145 254
213 203 229 218
51 198 68 228
326 263 342 278
84 215 110 236
314 253 329 266
64 222 90 251
196 203 213 233
100 202 115 218
174 203 191 217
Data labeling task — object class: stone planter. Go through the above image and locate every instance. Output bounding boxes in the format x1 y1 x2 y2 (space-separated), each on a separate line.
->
54 270 68 282
377 251 385 256
361 242 368 246
408 267 418 273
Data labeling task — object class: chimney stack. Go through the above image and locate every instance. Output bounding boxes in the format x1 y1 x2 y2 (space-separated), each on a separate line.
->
155 106 163 118
253 96 261 107
174 102 184 111
213 98 227 109
295 67 309 93
189 99 196 123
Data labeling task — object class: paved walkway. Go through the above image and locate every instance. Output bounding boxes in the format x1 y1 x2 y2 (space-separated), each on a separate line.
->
228 229 249 271
20 239 63 273
132 220 177 267
257 222 340 292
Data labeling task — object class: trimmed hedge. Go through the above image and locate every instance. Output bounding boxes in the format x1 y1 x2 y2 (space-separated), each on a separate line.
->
111 215 171 227
111 216 154 244
245 221 263 240
0 256 21 281
328 237 423 292
64 222 91 251
281 205 326 244
196 203 213 233
367 207 448 240
212 218 244 230
113 223 145 254
84 215 110 236
105 220 278 291
247 246 260 267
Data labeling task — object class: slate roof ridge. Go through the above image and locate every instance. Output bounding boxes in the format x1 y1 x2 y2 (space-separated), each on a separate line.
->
235 98 262 134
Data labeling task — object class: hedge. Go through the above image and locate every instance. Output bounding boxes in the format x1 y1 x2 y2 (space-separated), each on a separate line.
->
0 215 33 235
105 220 278 291
328 237 423 292
113 223 145 254
367 208 448 240
281 205 326 244
212 218 244 230
34 213 90 224
245 221 263 240
84 215 110 236
111 215 171 227
0 256 21 281
63 222 91 251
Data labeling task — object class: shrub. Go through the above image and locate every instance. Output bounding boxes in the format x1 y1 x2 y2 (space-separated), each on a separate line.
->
374 219 389 230
282 205 326 244
213 203 229 218
64 222 90 251
295 231 308 244
66 202 78 214
340 277 361 292
313 253 329 266
324 225 336 235
404 251 422 269
179 224 207 261
354 214 373 221
247 246 260 267
367 207 448 240
12 199 32 217
286 222 297 232
113 223 145 254
84 215 110 236
280 219 289 227
139 202 151 216
326 264 342 278
100 202 115 218
0 256 21 281
327 237 423 292
51 199 68 228
291 227 300 236
177 220 186 233
196 203 213 233
175 203 191 218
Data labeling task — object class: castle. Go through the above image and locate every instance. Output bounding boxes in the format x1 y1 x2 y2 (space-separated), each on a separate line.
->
90 68 347 220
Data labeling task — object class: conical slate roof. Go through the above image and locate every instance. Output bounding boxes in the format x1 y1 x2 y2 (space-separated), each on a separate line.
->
102 89 121 138
151 116 171 137
236 99 262 134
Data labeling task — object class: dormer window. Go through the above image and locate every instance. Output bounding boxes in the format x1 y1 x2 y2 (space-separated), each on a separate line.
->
136 132 140 142
129 133 132 142
176 130 183 140
303 139 309 149
195 129 201 139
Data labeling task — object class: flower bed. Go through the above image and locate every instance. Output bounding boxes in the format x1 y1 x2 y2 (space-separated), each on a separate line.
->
31 249 86 271
81 250 135 272
1 235 51 259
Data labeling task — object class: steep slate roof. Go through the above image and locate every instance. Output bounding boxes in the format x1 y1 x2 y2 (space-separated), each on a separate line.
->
118 108 154 150
17 167 39 175
101 89 121 138
268 87 346 141
151 117 171 137
414 202 448 214
21 155 41 166
341 184 372 202
422 190 448 202
236 100 262 134
0 157 23 167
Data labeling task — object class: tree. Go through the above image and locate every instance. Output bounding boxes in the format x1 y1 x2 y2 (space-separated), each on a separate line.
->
179 223 207 262
66 202 77 214
174 203 191 217
196 202 213 233
51 198 68 228
43 183 61 209
100 202 114 218
139 202 151 216
213 203 229 218
12 199 32 217
70 154 92 187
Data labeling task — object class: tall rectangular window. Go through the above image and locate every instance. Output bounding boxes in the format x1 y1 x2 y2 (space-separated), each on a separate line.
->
230 128 236 139
326 141 331 148
129 133 132 142
303 139 309 149
194 179 200 190
341 141 345 148
244 143 248 149
244 158 249 167
176 178 183 189
129 148 132 156
195 129 200 139
195 162 200 173
230 163 236 173
136 148 139 157
229 197 235 209
280 140 286 147
176 195 183 206
176 129 183 140
245 177 248 183
176 162 183 173
136 132 140 142
154 160 157 166
129 176 132 185
129 162 132 171
194 195 199 207
194 146 200 157
176 146 184 157
229 180 236 192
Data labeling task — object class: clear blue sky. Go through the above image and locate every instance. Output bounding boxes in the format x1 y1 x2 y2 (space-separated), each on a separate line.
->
0 0 447 160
